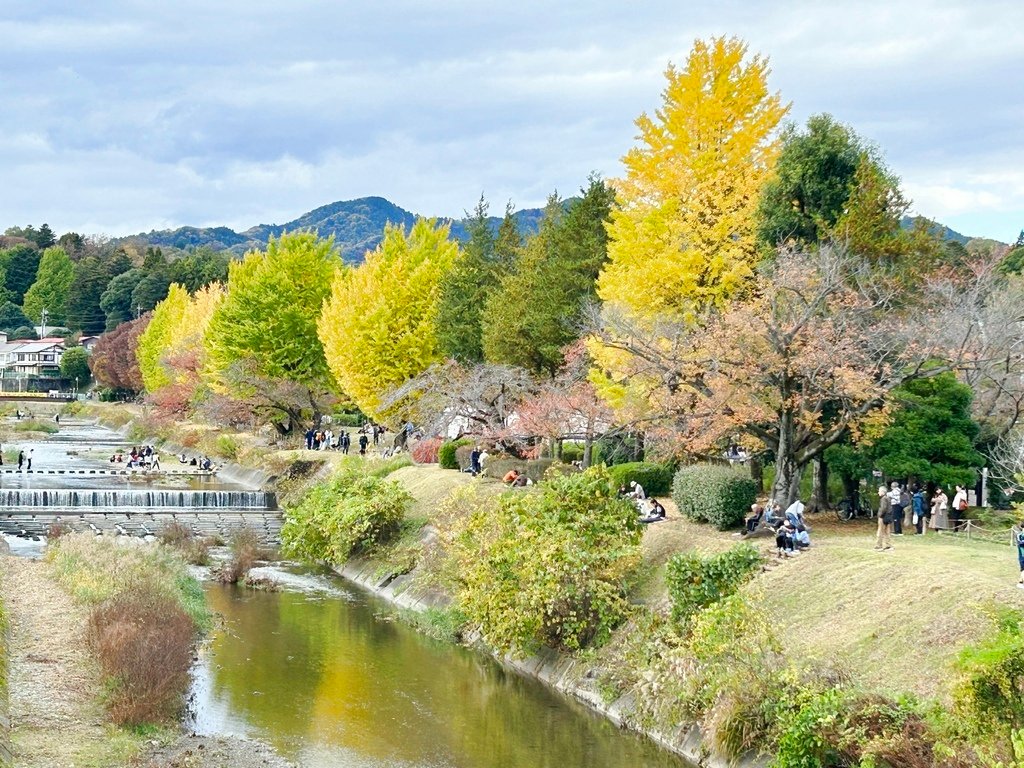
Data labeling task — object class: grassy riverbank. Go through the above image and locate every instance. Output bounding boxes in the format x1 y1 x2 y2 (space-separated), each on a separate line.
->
78 404 1024 763
293 461 1024 764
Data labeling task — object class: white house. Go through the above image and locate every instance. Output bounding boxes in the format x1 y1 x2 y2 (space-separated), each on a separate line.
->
0 334 66 378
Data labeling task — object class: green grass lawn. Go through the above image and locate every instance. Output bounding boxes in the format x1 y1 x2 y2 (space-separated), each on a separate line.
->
387 465 1024 704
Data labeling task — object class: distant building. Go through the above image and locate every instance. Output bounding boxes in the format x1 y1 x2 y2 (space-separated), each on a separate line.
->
0 334 66 378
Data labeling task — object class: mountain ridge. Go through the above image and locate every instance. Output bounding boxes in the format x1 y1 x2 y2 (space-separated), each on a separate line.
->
120 196 550 262
118 197 1002 263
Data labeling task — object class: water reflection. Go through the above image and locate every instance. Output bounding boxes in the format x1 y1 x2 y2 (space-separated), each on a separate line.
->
193 572 686 768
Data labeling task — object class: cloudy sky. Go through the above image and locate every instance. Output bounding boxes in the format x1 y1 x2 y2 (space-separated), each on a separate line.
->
2 0 1022 241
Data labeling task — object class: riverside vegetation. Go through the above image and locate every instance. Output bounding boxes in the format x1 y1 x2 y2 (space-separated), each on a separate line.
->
275 454 1024 767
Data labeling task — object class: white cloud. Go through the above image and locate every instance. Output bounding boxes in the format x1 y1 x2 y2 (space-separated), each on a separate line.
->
0 0 1022 240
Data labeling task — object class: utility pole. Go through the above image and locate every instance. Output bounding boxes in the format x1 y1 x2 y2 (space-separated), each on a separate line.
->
135 304 142 320
40 308 48 338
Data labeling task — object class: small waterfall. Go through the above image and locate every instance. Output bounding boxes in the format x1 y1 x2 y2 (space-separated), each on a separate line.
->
0 489 276 511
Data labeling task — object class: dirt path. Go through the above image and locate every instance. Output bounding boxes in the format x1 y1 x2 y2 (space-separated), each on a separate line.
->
3 555 116 768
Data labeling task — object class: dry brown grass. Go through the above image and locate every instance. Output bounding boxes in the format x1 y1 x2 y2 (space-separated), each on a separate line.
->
217 527 260 584
87 587 195 726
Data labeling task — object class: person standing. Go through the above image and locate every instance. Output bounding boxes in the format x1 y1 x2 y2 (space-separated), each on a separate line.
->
27 449 33 471
930 488 949 532
341 431 350 455
358 433 368 455
912 485 928 534
875 484 893 551
951 485 968 532
888 482 904 535
17 450 24 471
1016 523 1024 589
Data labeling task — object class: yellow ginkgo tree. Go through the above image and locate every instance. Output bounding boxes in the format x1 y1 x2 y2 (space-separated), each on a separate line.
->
319 218 459 419
590 36 789 440
598 36 788 318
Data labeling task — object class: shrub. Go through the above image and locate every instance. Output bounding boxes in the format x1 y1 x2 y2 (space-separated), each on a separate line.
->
218 527 261 584
560 442 584 463
410 437 442 464
281 466 413 563
665 544 762 626
331 411 365 428
953 607 1024 737
455 444 475 470
439 438 472 469
482 457 525 480
439 466 642 656
46 520 71 540
47 533 210 630
673 464 757 529
215 433 239 460
158 521 210 566
606 462 674 496
88 585 196 725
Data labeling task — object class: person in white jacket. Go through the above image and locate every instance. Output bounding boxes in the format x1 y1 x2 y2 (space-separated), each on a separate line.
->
950 485 968 532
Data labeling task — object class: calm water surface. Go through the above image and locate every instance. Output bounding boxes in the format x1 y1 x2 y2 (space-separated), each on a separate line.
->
190 568 687 768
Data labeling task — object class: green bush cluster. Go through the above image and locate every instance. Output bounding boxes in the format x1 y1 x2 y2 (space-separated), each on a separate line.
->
665 544 762 626
331 411 365 428
439 438 472 469
606 461 674 496
281 465 413 563
672 464 757 530
439 466 642 656
560 442 584 463
215 433 239 460
953 607 1024 738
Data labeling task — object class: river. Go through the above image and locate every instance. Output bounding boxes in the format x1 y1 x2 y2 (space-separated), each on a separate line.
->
189 565 685 768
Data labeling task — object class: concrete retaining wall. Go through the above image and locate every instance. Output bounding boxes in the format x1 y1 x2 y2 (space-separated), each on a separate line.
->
336 549 763 768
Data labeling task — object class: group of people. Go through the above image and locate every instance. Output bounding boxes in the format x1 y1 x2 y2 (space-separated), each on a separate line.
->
619 481 667 523
304 427 372 455
176 453 214 470
110 445 161 470
745 499 812 556
875 482 972 550
502 468 531 487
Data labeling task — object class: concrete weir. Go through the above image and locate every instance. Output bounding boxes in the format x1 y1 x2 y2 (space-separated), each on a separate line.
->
0 511 283 544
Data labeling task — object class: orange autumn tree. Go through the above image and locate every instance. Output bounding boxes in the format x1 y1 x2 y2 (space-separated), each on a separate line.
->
594 246 1000 504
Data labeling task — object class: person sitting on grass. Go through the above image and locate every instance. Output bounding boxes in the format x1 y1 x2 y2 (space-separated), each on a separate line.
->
774 519 799 557
639 499 667 524
503 468 520 485
794 520 811 550
745 503 764 533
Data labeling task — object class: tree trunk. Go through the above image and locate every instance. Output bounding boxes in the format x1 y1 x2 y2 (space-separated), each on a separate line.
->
810 456 829 512
750 456 763 493
770 410 802 506
583 437 593 469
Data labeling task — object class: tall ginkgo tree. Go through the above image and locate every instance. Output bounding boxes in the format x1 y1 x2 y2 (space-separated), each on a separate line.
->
319 218 459 418
597 36 788 318
590 36 789 437
204 231 341 433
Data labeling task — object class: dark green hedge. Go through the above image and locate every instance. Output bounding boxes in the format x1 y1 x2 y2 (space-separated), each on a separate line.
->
439 438 472 470
672 464 757 530
606 462 674 496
